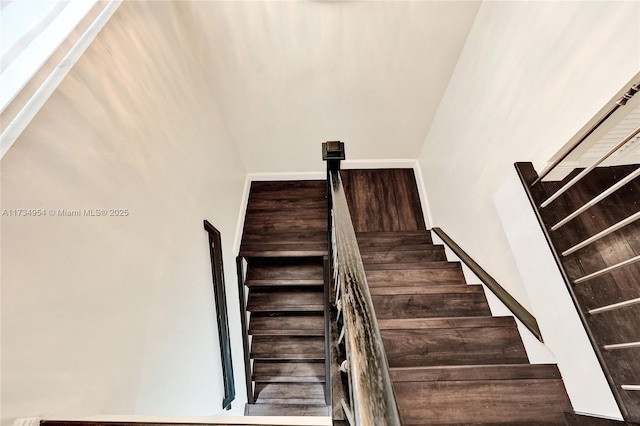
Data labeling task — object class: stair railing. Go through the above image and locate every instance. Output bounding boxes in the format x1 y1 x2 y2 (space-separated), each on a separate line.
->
515 76 640 422
431 227 543 342
323 141 402 426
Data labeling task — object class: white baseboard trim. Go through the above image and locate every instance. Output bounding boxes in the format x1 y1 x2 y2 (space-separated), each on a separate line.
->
232 174 251 255
234 161 436 251
412 161 434 229
341 159 417 169
248 171 326 181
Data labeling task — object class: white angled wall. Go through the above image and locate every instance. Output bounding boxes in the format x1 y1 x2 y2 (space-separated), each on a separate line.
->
418 0 639 418
1 2 247 423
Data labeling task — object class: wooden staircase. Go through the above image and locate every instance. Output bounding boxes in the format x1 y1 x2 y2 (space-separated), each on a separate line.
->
359 229 572 424
240 180 330 416
339 168 574 425
239 172 575 423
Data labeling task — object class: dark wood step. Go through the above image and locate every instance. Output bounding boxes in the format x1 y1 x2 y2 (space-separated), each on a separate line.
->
243 219 327 232
372 286 491 319
360 248 447 263
247 260 324 281
394 376 570 425
252 361 325 383
251 335 325 360
247 289 324 312
241 230 328 242
363 260 461 270
390 363 562 382
245 279 324 288
240 245 328 258
366 267 466 286
380 317 529 367
253 383 326 405
249 314 325 336
356 234 432 247
358 243 442 252
245 403 330 416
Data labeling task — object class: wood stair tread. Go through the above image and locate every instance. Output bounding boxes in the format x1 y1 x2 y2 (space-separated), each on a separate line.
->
252 361 325 383
254 383 326 405
372 292 491 319
356 230 432 237
394 378 571 425
363 261 462 270
244 403 330 417
390 363 563 382
361 248 447 263
251 335 325 360
241 248 328 258
358 244 440 252
381 322 528 367
367 279 467 287
247 260 324 280
245 279 324 287
369 284 483 295
247 289 324 312
378 316 517 330
250 314 325 335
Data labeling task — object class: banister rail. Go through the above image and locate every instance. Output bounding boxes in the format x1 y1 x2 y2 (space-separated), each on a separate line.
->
431 227 543 342
516 74 640 422
533 80 639 185
323 141 402 426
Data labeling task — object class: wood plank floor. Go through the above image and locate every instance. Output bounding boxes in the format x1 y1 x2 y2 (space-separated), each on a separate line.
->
340 169 425 232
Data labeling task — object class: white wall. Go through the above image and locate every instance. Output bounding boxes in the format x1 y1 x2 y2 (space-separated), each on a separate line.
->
1 2 247 423
418 0 639 418
418 0 640 311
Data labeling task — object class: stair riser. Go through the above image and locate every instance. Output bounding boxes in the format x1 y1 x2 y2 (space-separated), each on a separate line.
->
366 269 466 286
251 336 325 359
372 293 491 319
382 328 528 368
361 250 447 263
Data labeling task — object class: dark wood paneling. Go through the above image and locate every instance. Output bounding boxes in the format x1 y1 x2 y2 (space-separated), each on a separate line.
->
340 169 426 232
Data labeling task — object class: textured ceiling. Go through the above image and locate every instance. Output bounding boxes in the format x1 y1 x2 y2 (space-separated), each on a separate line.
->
183 1 481 173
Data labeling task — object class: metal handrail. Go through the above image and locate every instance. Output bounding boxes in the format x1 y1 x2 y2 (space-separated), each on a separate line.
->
534 80 639 185
540 125 640 207
329 168 402 426
432 227 543 342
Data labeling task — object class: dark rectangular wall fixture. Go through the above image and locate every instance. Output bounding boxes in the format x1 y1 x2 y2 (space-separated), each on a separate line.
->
203 220 235 410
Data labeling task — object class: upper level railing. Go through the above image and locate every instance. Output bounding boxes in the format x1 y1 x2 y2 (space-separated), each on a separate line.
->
533 77 640 287
323 141 402 426
515 75 640 423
